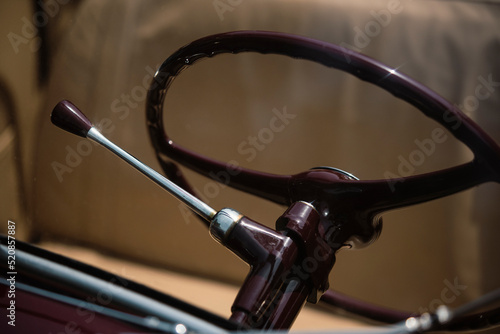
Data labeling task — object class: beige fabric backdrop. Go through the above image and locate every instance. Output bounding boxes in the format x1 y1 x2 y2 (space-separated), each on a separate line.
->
0 0 40 241
21 0 500 313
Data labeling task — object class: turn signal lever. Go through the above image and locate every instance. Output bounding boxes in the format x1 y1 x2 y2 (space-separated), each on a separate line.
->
51 100 218 222
50 100 336 329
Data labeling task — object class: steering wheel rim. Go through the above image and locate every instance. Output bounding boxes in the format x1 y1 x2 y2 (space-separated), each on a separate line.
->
146 31 500 245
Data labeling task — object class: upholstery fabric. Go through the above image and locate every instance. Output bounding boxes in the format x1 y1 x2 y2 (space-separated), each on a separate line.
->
31 0 499 311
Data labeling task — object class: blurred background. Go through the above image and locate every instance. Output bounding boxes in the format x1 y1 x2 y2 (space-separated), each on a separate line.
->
0 0 499 329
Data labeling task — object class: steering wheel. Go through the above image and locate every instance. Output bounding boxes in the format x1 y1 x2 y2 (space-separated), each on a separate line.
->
146 31 500 249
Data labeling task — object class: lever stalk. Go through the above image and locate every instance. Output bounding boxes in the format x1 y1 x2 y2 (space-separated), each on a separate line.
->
51 100 217 222
87 128 217 221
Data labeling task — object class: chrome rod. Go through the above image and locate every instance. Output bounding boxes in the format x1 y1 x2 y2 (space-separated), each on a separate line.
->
87 127 217 221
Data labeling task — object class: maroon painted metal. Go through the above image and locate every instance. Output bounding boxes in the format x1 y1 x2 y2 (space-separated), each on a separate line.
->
51 100 92 138
320 290 413 323
145 31 500 329
217 202 326 329
320 289 500 331
262 278 309 329
0 283 148 334
225 216 299 325
276 201 335 303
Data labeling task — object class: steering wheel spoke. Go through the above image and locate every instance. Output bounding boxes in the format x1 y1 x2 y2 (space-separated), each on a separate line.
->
154 138 292 205
356 160 493 215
